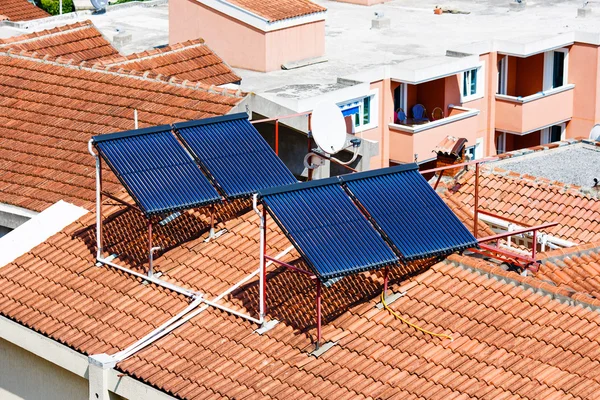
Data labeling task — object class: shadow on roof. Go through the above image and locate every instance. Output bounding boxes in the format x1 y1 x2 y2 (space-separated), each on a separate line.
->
230 257 440 336
74 196 252 272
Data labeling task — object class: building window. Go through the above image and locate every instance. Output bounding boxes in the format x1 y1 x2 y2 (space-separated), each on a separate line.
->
496 132 506 154
337 89 379 132
541 123 566 145
461 62 485 103
543 48 568 90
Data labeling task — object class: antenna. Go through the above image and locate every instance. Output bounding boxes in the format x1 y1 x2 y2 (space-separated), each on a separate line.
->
90 0 108 11
311 102 347 155
590 124 600 141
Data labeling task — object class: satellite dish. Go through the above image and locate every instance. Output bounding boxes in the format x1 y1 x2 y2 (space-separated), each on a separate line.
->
590 124 600 141
311 102 347 155
90 0 108 11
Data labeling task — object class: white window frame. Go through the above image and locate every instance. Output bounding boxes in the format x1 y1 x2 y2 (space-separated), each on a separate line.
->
337 88 379 133
543 48 569 91
541 123 566 145
497 56 508 95
466 137 485 160
460 61 485 103
496 132 506 154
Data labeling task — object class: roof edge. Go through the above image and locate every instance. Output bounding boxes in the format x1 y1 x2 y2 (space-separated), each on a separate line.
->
340 163 418 183
92 124 173 143
172 112 248 130
447 254 600 313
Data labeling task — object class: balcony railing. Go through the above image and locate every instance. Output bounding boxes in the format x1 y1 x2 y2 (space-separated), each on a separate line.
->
388 106 480 163
495 84 575 134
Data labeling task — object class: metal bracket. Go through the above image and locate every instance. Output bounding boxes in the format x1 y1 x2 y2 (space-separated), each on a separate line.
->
375 291 407 309
95 253 116 267
310 341 337 357
255 319 279 335
204 228 228 242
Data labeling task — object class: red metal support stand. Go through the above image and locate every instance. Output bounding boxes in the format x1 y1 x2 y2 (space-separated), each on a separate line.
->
532 229 537 260
383 266 389 300
316 280 322 350
473 162 480 238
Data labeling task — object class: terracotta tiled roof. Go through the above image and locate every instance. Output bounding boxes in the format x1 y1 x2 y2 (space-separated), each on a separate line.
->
444 167 600 244
0 21 119 61
4 196 600 398
432 136 467 157
99 39 241 86
226 0 326 22
0 0 49 21
537 242 600 299
0 51 243 213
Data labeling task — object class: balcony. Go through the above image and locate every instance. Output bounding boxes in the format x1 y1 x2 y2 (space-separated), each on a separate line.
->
388 106 480 163
495 84 574 134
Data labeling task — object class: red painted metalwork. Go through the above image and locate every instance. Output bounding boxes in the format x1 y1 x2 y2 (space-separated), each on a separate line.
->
419 157 499 175
264 255 317 279
476 209 533 228
474 162 479 238
433 169 444 190
316 280 322 349
383 266 389 298
532 229 538 260
478 243 535 264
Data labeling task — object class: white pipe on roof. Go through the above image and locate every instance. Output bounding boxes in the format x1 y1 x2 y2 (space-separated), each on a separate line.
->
479 213 576 248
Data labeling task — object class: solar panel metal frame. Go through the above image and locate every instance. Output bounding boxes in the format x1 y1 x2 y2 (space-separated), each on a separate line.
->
173 113 297 200
259 178 399 282
93 126 221 217
341 163 478 261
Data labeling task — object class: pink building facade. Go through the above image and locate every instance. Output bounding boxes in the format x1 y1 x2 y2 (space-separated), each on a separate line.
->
169 0 326 72
342 33 600 169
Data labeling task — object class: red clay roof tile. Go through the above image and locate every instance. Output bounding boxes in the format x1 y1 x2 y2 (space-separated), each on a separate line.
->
0 50 243 212
0 21 119 61
0 0 49 21
225 0 326 22
100 39 241 86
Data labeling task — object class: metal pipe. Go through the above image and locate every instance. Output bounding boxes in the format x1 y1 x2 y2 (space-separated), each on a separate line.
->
419 157 499 175
478 243 536 264
383 266 389 300
134 109 138 129
316 280 322 350
88 139 103 260
149 247 161 277
97 257 198 297
253 194 266 324
532 229 538 260
209 205 215 239
264 256 316 278
474 162 479 238
249 111 311 125
476 209 533 228
433 169 444 190
275 120 279 155
100 191 141 211
478 222 559 243
199 297 262 324
148 220 153 276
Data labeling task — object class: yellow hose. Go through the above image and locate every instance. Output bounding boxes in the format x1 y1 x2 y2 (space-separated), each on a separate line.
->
381 292 453 341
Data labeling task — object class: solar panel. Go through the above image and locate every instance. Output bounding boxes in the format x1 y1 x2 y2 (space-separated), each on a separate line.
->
341 164 478 261
260 179 398 281
174 114 297 199
93 126 221 217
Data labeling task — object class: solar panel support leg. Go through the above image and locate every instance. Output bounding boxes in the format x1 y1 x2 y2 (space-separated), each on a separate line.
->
254 194 267 325
89 139 103 260
316 280 322 350
383 266 390 301
209 205 216 240
473 162 480 239
148 221 154 277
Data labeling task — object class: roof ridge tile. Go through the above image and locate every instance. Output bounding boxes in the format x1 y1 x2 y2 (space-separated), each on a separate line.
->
0 49 245 98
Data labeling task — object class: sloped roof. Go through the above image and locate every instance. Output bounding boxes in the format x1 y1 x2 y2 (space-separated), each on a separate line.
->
0 0 49 21
432 136 467 157
100 39 241 86
537 242 600 299
3 194 600 399
0 21 119 61
0 51 244 213
444 167 600 244
226 0 326 22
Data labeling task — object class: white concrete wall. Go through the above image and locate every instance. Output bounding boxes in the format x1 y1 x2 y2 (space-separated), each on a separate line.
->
0 337 117 400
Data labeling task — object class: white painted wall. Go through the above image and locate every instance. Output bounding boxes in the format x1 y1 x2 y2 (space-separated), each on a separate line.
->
0 338 123 400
